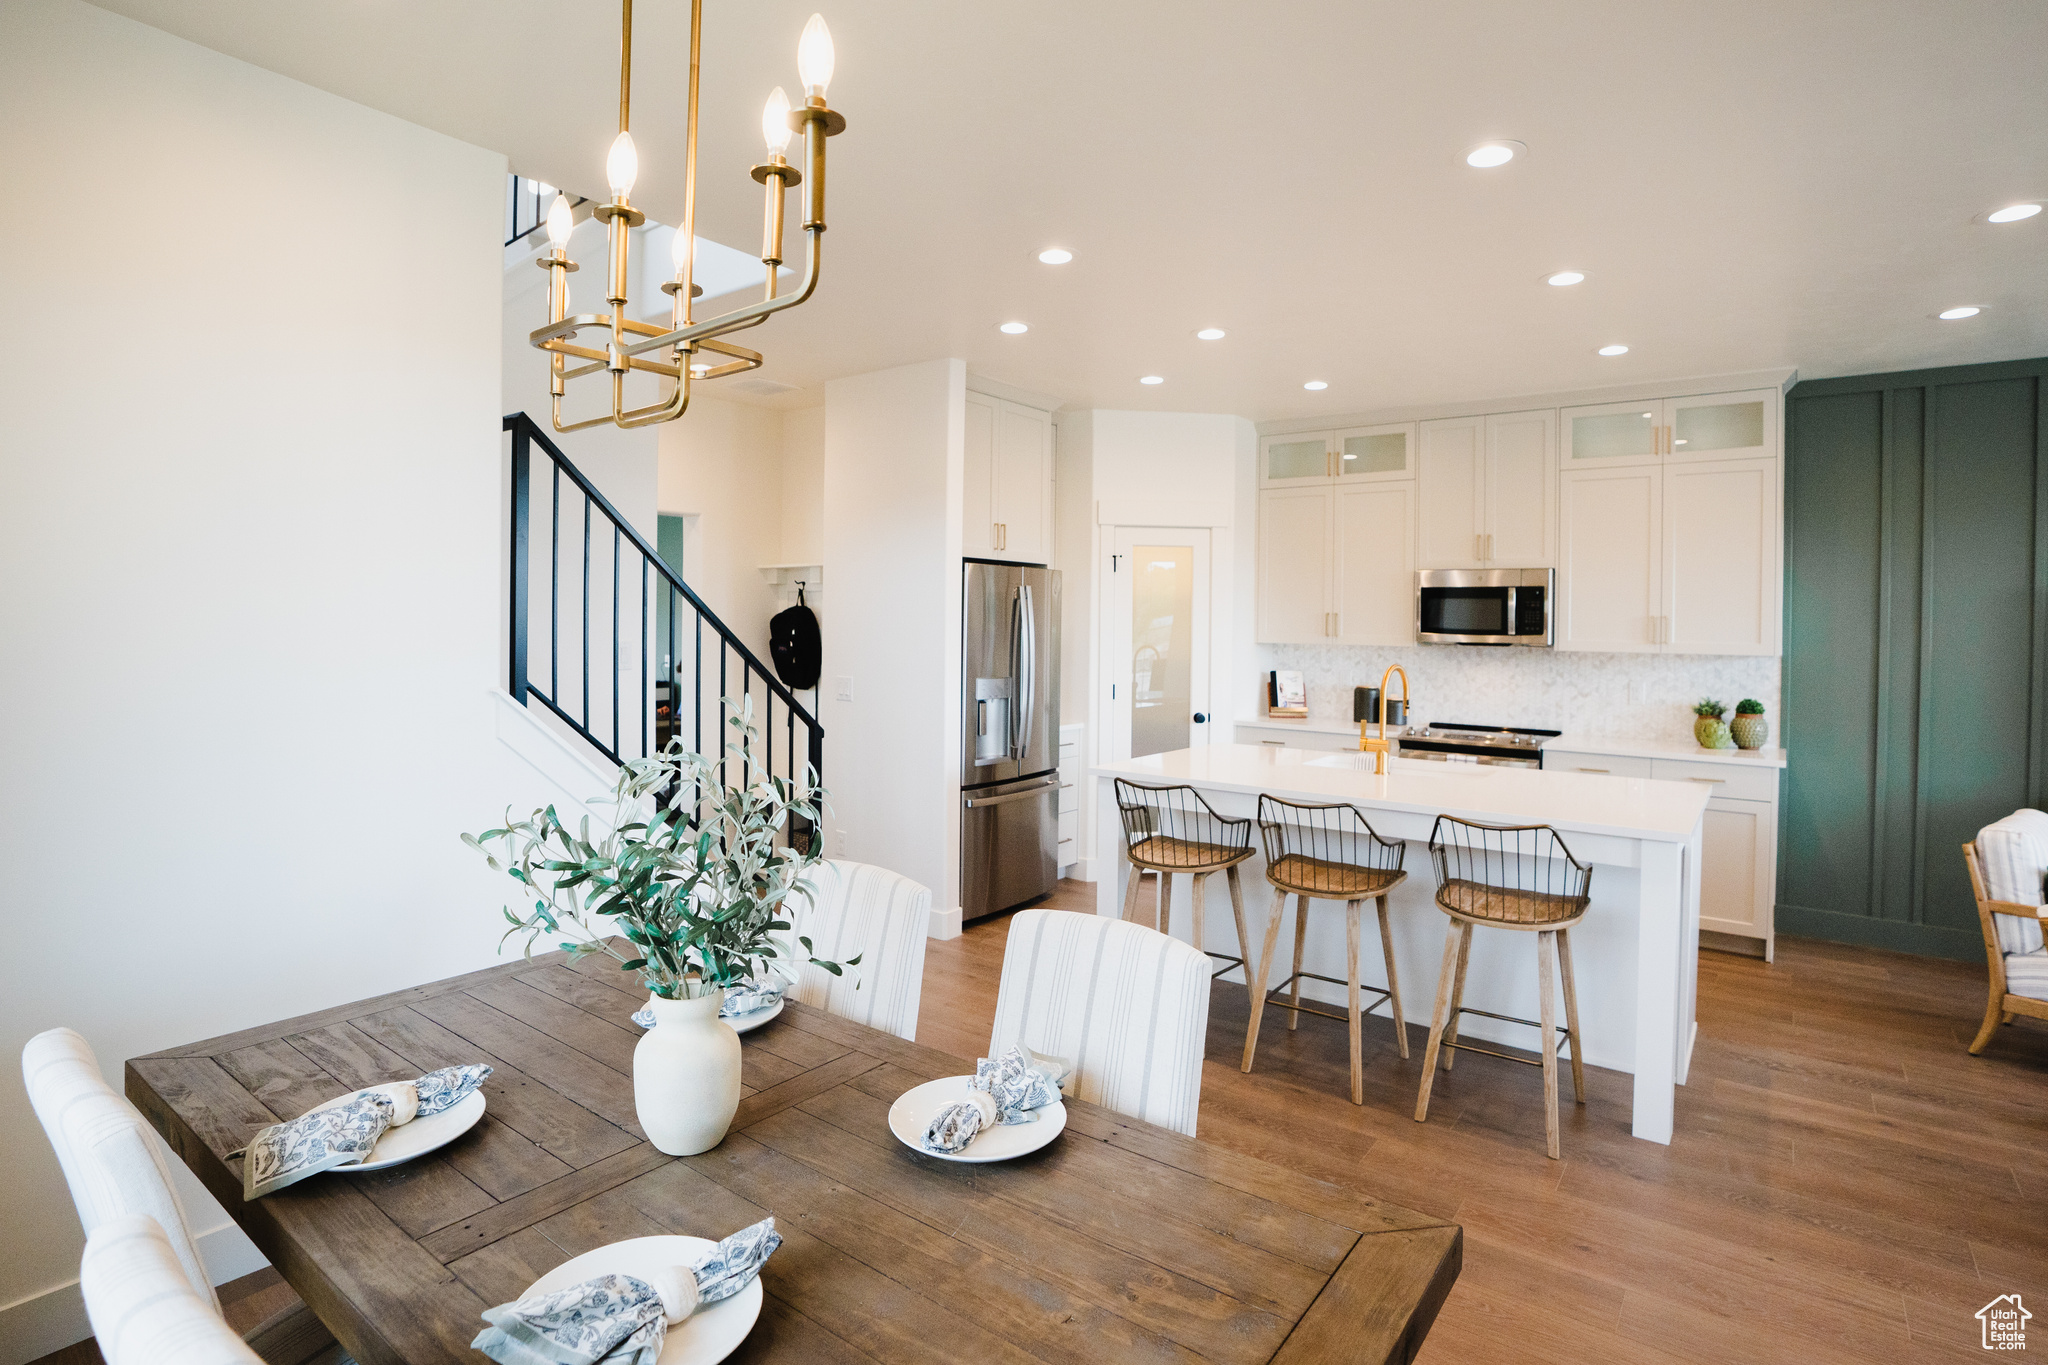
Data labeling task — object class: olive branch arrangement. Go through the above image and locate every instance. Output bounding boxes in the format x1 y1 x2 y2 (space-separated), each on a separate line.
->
463 699 858 1001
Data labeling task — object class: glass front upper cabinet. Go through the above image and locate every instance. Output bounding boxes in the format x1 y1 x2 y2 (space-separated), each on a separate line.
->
1332 422 1415 483
1562 390 1775 465
1261 434 1332 485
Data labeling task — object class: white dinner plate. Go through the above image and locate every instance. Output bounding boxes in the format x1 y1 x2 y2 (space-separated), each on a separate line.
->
887 1076 1068 1163
632 997 785 1035
523 1235 763 1365
308 1089 487 1173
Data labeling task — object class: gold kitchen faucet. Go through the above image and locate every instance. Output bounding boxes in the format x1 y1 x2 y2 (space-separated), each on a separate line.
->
1359 664 1410 775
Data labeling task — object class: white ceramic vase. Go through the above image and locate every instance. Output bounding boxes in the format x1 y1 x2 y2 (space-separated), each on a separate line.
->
633 989 741 1155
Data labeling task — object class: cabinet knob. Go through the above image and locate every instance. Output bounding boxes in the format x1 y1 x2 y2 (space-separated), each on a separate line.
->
1193 712 1209 724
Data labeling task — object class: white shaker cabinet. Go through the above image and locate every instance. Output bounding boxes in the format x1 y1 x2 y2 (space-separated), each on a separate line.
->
1664 457 1779 656
1417 410 1555 568
1256 482 1414 645
963 390 1054 563
1557 465 1661 651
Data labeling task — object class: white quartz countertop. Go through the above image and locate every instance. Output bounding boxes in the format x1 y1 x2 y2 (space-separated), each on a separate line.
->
1545 733 1788 768
1092 744 1711 844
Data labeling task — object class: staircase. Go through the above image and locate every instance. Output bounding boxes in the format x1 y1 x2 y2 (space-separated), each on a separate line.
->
501 413 822 806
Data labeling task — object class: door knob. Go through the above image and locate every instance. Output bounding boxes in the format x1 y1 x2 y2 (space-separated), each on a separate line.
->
1193 712 1209 723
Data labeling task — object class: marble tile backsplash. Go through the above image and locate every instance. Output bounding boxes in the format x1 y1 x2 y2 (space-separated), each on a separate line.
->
1256 645 1780 747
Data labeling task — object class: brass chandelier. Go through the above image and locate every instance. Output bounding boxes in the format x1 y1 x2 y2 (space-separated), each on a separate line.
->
531 0 846 431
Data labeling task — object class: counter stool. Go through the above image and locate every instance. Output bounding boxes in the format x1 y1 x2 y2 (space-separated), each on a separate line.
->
1414 815 1591 1160
1113 779 1256 1003
1241 795 1409 1105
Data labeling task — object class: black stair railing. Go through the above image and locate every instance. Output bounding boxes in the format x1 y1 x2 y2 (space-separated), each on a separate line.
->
503 413 822 805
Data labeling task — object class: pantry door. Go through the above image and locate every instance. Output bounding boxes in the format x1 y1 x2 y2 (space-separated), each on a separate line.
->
1106 528 1212 760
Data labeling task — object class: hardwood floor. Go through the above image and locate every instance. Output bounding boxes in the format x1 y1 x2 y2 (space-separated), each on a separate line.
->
928 880 2048 1364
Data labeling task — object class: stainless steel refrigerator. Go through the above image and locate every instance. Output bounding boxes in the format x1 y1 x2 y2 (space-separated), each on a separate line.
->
960 559 1061 922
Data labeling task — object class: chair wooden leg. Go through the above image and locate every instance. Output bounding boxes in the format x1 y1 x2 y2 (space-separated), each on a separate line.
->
1158 870 1173 935
1971 988 2007 1054
1538 929 1561 1160
1191 873 1207 954
1122 863 1144 923
1377 895 1408 1060
1243 885 1290 1073
1441 922 1472 1071
1557 926 1586 1103
1226 864 1255 1009
1288 895 1310 1031
1345 899 1364 1105
1415 924 1463 1123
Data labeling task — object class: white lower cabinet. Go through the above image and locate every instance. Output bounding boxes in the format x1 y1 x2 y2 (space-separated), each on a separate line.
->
1547 749 1779 958
1256 482 1414 644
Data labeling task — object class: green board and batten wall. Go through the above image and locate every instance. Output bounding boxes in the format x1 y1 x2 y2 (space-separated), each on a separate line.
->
1783 355 2048 961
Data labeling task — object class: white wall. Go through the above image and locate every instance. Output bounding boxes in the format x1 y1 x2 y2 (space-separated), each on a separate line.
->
0 5 578 1358
655 394 789 665
821 361 965 935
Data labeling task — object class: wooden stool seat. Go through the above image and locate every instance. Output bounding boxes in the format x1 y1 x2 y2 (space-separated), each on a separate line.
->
1267 853 1405 900
1415 816 1591 1160
1129 834 1253 873
1114 780 1258 1003
1435 878 1589 928
1242 795 1410 1105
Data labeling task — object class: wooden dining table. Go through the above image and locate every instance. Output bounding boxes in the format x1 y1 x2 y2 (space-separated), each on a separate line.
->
126 948 1460 1365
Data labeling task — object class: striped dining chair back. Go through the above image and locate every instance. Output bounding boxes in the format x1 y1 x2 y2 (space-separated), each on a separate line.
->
785 859 932 1041
987 909 1212 1136
82 1216 261 1365
23 1027 218 1309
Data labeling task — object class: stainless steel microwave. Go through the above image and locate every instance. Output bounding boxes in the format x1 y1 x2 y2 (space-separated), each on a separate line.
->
1416 568 1554 646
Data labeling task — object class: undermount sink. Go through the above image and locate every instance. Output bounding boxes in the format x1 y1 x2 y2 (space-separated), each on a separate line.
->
1304 753 1492 776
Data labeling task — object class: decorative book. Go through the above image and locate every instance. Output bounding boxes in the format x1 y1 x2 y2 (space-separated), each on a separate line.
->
1267 670 1308 718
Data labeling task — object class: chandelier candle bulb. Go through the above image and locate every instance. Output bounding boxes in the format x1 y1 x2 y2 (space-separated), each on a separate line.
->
762 87 793 155
606 131 639 198
544 193 574 249
798 14 835 98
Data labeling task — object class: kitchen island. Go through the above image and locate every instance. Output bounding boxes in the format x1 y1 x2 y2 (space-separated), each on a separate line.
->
1092 744 1710 1144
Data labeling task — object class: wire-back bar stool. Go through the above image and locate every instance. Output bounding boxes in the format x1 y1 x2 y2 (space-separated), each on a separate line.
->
1415 814 1592 1159
1241 795 1409 1105
1113 779 1256 1003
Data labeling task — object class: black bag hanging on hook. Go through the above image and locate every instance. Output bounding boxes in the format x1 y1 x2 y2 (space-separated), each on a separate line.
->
769 584 822 690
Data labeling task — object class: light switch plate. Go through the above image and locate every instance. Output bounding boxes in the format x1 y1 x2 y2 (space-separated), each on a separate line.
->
834 675 854 702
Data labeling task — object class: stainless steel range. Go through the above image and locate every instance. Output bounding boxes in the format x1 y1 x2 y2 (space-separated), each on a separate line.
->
1395 722 1561 769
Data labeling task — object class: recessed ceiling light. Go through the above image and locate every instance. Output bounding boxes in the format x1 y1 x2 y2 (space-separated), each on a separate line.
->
1195 328 1226 341
1597 344 1630 356
1139 375 1164 385
999 321 1029 334
1546 270 1586 287
1303 380 1328 391
1988 204 2042 224
1465 141 1523 168
1037 248 1073 264
1938 306 1982 320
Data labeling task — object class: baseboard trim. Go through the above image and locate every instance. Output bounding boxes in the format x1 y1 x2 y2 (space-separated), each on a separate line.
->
0 1221 266 1365
927 904 964 941
1774 904 1985 964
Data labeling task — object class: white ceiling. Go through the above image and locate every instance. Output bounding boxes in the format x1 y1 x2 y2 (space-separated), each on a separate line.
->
94 0 2048 418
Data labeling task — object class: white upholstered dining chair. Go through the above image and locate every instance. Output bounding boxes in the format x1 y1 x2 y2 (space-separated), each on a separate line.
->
82 1215 263 1365
1965 810 2048 1053
987 909 1212 1136
784 859 932 1041
23 1027 343 1365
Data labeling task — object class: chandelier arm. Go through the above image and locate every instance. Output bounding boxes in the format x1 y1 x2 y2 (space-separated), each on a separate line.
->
620 226 822 359
615 376 691 429
676 0 702 325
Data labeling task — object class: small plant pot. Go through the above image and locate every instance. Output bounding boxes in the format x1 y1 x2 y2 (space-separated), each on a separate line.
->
1695 718 1735 750
1730 714 1769 750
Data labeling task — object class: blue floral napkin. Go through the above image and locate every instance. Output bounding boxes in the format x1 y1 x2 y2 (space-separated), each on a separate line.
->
920 1047 1071 1155
471 1218 782 1365
631 978 789 1030
234 1064 493 1199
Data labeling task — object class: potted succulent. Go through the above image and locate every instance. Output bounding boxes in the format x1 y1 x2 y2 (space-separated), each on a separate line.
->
463 700 856 1155
1730 698 1769 750
1692 698 1735 750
